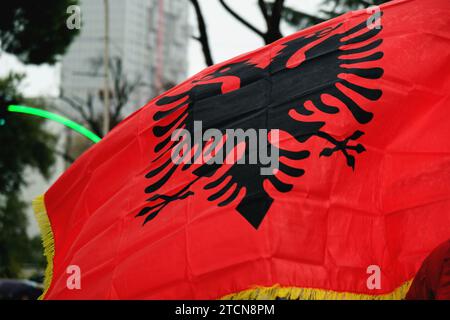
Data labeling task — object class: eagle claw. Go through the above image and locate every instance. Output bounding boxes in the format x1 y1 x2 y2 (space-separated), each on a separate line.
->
318 130 366 170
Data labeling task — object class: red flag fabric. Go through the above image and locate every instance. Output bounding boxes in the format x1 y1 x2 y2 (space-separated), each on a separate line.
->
34 0 450 299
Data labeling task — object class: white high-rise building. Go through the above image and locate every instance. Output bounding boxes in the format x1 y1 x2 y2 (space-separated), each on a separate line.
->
26 0 190 237
61 0 189 115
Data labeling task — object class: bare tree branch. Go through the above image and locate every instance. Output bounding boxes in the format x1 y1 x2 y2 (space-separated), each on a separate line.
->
191 0 388 67
85 93 95 121
270 0 285 29
59 96 91 124
190 0 214 66
257 0 270 24
262 0 285 44
61 56 142 137
218 0 265 37
51 147 75 164
294 10 326 22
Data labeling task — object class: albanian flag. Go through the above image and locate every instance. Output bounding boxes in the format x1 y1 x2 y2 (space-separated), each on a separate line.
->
34 0 450 299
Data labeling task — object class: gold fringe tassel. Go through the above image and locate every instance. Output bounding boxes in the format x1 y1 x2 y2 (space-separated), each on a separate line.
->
31 193 414 300
221 280 413 300
32 194 55 300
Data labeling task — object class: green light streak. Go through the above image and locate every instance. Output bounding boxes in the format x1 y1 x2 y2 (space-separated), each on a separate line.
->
7 105 102 143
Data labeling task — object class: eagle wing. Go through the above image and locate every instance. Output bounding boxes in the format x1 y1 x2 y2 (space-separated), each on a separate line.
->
138 11 384 228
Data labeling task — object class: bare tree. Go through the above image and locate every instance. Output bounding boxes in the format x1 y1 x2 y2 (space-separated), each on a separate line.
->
189 0 389 67
189 0 214 66
218 0 286 45
54 56 143 164
188 0 327 66
60 56 142 138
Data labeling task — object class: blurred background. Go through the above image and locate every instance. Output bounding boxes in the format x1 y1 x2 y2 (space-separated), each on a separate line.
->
0 0 389 299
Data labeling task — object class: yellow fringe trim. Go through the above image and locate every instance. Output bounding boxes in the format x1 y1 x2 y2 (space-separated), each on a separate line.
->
31 193 414 300
32 194 55 300
221 280 413 300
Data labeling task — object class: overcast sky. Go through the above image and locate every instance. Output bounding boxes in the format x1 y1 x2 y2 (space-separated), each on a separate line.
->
0 0 322 99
